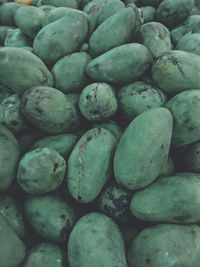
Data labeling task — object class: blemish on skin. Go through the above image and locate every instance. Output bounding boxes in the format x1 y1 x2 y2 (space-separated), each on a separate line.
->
53 162 59 172
145 258 151 264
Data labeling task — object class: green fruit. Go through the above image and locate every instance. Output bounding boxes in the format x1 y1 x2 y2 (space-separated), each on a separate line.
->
139 0 162 7
79 83 118 122
176 33 200 55
181 140 200 173
68 212 127 267
87 44 153 84
21 86 79 134
92 120 123 141
42 7 74 27
0 214 26 267
152 50 200 95
39 5 55 14
128 224 200 267
40 0 78 8
25 194 76 242
33 10 88 65
0 3 22 26
0 124 20 192
4 28 31 47
0 47 53 95
0 26 15 45
114 107 173 190
140 6 155 23
67 128 117 203
159 155 174 177
52 52 92 93
17 148 66 194
89 7 135 57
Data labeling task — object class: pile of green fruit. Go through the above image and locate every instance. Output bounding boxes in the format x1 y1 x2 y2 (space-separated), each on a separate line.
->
1 0 200 266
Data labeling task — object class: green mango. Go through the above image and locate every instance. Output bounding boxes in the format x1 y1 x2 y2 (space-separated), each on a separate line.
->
33 11 88 65
139 0 162 7
176 33 200 55
31 134 78 159
140 6 155 23
52 52 92 94
4 28 32 48
67 128 117 203
127 4 144 34
131 173 200 224
0 214 26 267
0 47 53 96
0 2 22 26
92 120 123 141
89 7 135 57
87 44 153 84
21 86 80 134
25 194 76 242
136 22 172 58
79 83 118 122
128 224 200 267
117 81 167 121
97 0 125 26
152 50 200 95
156 0 194 28
114 107 173 190
159 155 174 177
165 90 200 147
0 26 15 45
0 124 20 192
39 5 55 14
24 242 63 267
68 212 128 267
39 0 78 8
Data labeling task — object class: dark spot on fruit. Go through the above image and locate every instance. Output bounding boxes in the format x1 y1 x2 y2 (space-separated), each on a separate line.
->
169 56 185 76
21 97 28 110
53 162 59 172
39 249 45 253
78 195 82 201
35 107 43 114
11 120 18 126
145 258 151 264
87 136 92 142
60 214 66 220
86 95 92 100
173 214 191 222
161 144 164 149
93 110 100 115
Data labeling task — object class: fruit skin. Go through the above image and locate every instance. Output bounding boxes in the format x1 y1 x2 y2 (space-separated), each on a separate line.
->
4 28 31 48
42 7 74 27
67 128 117 203
0 124 20 192
128 224 200 267
0 47 53 95
131 173 200 224
152 50 200 95
33 10 88 65
68 212 128 267
114 107 173 190
176 33 200 56
0 214 26 267
89 7 136 57
87 43 153 84
140 6 155 23
0 2 22 26
39 0 78 8
14 0 32 4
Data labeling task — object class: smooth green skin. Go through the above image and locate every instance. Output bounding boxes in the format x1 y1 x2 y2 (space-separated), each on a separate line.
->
128 224 200 267
131 173 200 224
17 148 66 195
192 16 200 32
191 6 200 14
140 6 155 23
14 6 45 39
0 215 26 267
33 11 88 65
68 212 127 267
176 33 200 55
165 90 200 147
81 0 94 9
117 81 167 121
87 44 153 84
39 5 56 14
40 0 78 8
21 86 79 134
24 242 63 267
0 124 20 192
0 3 22 26
114 108 173 190
25 195 76 242
80 42 89 52
159 155 174 177
99 184 131 222
0 26 15 45
181 140 200 172
22 46 33 52
0 94 29 134
31 134 78 159
156 0 194 28
89 7 135 57
93 120 123 141
97 0 125 26
79 83 118 122
4 28 32 48
0 195 26 238
67 128 117 203
42 7 75 27
152 50 200 95
136 22 172 58
52 52 92 94
0 47 53 95
170 15 200 45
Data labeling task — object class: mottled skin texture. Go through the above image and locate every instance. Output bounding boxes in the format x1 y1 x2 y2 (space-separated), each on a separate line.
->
0 214 26 267
128 224 200 267
40 0 78 8
114 107 173 190
79 83 118 122
42 7 74 27
4 28 31 47
25 195 76 242
140 0 162 7
68 213 128 267
89 7 135 57
0 26 15 45
0 2 22 26
165 90 200 147
181 140 200 173
67 128 117 203
176 33 200 56
140 6 155 23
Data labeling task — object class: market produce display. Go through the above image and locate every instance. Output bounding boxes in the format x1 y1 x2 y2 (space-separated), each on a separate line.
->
1 0 200 266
